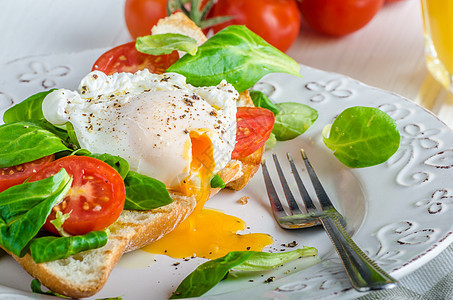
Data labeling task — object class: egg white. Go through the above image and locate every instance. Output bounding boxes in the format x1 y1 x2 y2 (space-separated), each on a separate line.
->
42 70 238 191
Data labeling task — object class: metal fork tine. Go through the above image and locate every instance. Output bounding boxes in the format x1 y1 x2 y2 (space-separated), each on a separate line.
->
272 154 304 215
300 149 332 209
286 153 318 214
261 159 287 220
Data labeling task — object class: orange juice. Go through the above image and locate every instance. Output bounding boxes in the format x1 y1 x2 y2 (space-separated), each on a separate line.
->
421 0 453 90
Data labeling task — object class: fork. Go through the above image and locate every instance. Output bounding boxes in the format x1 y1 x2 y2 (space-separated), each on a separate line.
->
261 149 398 292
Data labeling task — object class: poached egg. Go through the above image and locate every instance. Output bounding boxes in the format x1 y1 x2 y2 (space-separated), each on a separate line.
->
42 69 272 259
43 70 238 194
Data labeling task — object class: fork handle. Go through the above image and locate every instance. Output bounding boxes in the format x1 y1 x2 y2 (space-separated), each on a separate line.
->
320 214 398 291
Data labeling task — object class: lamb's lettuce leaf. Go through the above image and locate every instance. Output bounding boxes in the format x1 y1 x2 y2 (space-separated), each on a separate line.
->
3 89 55 124
136 33 198 55
0 121 71 168
322 106 400 168
171 247 318 299
272 102 318 141
0 169 72 257
167 25 301 93
29 231 108 263
124 171 173 210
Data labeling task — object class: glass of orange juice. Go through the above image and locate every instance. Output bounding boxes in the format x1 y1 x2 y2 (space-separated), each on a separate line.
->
421 0 453 91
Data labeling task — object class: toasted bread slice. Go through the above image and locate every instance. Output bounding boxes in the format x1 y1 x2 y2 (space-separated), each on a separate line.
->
6 161 244 298
226 147 264 191
3 13 265 299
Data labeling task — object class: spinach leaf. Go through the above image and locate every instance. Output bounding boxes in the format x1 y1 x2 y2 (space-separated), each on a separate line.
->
88 153 130 180
31 279 68 298
171 248 317 299
234 247 318 271
3 89 56 124
249 90 279 115
29 231 108 263
167 25 301 93
322 106 401 168
71 148 92 156
265 132 277 149
66 122 80 149
136 33 198 56
210 174 225 189
0 169 72 257
272 102 318 141
35 119 71 144
0 121 71 168
171 251 254 299
50 210 71 236
124 171 173 210
71 150 130 179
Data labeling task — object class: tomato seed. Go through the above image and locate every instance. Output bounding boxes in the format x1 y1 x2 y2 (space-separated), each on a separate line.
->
83 202 90 211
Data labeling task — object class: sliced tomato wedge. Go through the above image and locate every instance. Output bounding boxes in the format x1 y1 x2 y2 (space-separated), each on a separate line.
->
0 155 54 193
232 107 275 159
29 156 126 236
92 41 180 75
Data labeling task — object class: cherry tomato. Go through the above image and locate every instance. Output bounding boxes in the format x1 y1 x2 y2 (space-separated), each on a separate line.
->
0 155 54 193
92 41 179 75
298 0 385 36
125 0 168 39
232 107 275 159
29 156 126 236
210 0 301 52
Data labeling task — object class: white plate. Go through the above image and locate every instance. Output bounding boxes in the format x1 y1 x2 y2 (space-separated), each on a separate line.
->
1 53 453 300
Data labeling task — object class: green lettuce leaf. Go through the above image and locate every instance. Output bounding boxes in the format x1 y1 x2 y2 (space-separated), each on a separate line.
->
124 171 173 210
0 169 72 257
136 33 198 56
167 25 301 93
323 106 401 168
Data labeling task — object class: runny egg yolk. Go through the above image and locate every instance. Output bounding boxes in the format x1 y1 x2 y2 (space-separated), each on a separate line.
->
143 132 273 259
143 208 273 259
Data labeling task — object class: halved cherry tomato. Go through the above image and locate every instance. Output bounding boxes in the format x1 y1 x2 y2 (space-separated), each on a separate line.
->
92 41 179 75
232 107 275 159
0 155 54 193
209 0 301 52
29 156 126 236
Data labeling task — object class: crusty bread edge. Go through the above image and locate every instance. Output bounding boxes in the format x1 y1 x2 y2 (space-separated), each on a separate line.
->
152 12 208 46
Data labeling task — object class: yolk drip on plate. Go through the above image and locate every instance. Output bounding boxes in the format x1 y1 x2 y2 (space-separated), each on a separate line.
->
143 132 273 259
143 208 273 259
